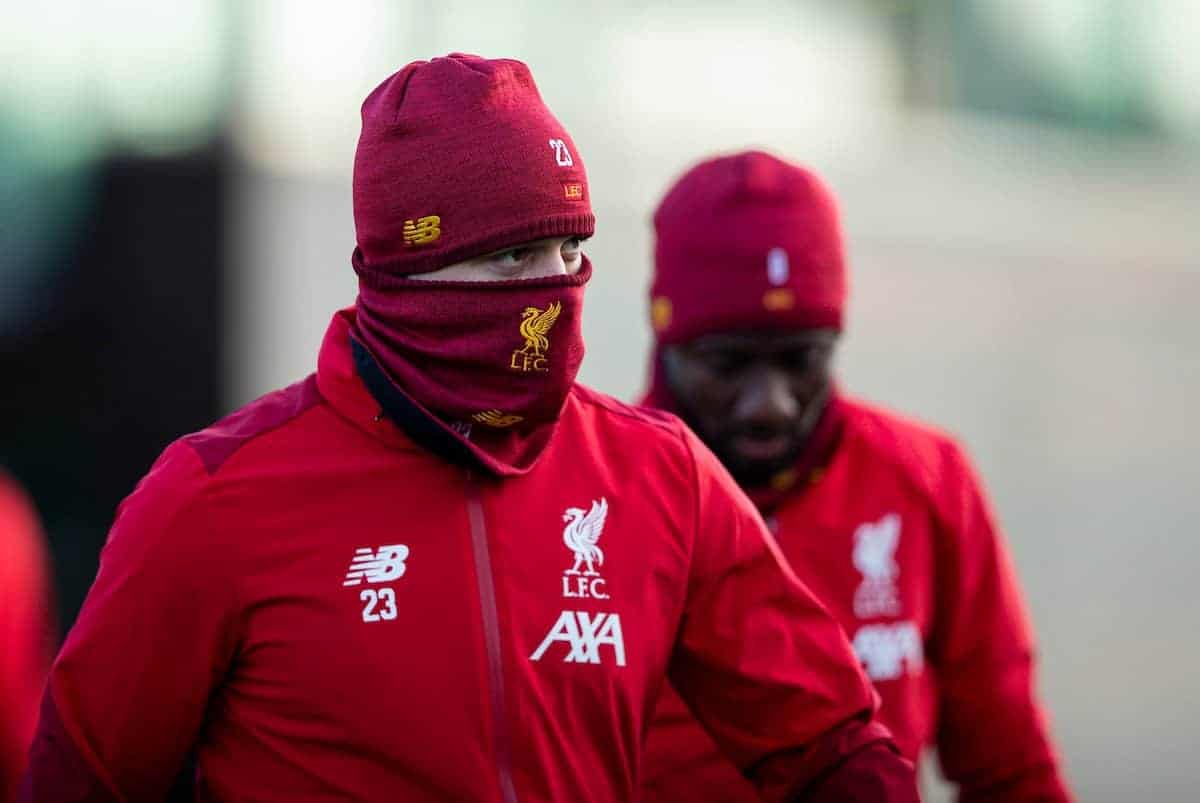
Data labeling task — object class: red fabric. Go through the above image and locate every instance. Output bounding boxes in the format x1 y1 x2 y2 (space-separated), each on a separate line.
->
352 54 594 285
751 720 916 802
649 150 846 346
352 260 589 473
641 397 1073 802
20 312 909 802
0 474 54 803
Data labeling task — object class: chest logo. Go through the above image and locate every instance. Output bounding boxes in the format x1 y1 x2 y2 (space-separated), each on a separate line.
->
564 498 607 575
533 499 624 665
561 498 610 600
852 513 901 618
511 301 562 373
343 544 409 624
531 611 626 667
343 544 410 586
853 621 923 681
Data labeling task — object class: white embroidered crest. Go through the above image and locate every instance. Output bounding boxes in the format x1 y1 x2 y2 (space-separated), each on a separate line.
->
852 513 901 618
563 498 607 576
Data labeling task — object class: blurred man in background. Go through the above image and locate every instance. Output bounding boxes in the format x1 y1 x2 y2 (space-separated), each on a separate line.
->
0 472 54 802
20 57 917 802
640 150 1072 802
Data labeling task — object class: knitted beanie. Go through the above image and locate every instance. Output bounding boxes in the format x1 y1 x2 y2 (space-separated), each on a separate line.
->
649 150 846 344
352 54 595 287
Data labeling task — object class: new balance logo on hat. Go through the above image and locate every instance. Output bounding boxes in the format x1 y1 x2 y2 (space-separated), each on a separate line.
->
402 215 441 246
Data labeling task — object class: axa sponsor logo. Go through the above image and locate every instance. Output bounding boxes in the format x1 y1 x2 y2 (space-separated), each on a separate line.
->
852 621 923 681
852 513 902 618
511 301 561 373
530 611 626 667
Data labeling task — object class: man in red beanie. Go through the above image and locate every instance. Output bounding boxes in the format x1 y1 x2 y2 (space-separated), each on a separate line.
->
0 473 54 802
20 57 917 802
640 150 1073 802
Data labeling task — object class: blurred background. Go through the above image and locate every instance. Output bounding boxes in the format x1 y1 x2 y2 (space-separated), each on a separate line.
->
1 1 1197 799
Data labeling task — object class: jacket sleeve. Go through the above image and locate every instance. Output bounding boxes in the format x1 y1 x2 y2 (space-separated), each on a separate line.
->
930 442 1072 802
19 442 239 803
0 476 55 803
667 427 917 802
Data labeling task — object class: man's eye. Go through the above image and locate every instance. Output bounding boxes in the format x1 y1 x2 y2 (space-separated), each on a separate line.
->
496 248 531 266
779 348 818 371
783 344 833 372
700 353 745 377
562 237 584 256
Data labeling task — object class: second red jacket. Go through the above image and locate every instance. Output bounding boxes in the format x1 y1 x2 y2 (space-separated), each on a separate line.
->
642 396 1071 802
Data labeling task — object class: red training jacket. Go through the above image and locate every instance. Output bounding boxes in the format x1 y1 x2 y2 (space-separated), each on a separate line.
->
20 312 915 802
0 473 54 802
642 395 1072 802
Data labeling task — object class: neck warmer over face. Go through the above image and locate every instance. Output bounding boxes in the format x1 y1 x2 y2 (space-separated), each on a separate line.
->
350 259 591 476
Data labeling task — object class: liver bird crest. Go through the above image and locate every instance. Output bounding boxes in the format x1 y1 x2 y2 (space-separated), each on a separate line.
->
563 498 608 576
518 301 562 356
853 513 901 583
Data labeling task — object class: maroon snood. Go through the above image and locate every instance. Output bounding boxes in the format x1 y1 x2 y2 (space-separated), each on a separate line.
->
351 260 590 475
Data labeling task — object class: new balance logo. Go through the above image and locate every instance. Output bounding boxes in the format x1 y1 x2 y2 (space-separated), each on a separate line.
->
531 611 626 667
342 544 409 586
403 215 441 246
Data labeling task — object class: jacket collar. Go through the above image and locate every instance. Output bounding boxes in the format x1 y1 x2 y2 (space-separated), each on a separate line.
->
316 308 419 453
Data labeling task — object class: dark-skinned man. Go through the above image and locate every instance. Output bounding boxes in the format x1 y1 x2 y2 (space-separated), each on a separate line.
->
640 150 1073 802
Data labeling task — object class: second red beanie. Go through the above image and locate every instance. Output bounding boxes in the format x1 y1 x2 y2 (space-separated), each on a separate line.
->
649 150 846 345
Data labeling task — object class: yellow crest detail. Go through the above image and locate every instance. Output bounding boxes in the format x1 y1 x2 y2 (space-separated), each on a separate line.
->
650 297 673 332
762 288 795 311
511 300 562 372
769 468 799 491
473 410 525 428
403 215 442 246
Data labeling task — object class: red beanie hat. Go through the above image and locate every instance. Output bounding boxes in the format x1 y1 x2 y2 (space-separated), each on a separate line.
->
649 150 846 345
352 54 595 287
